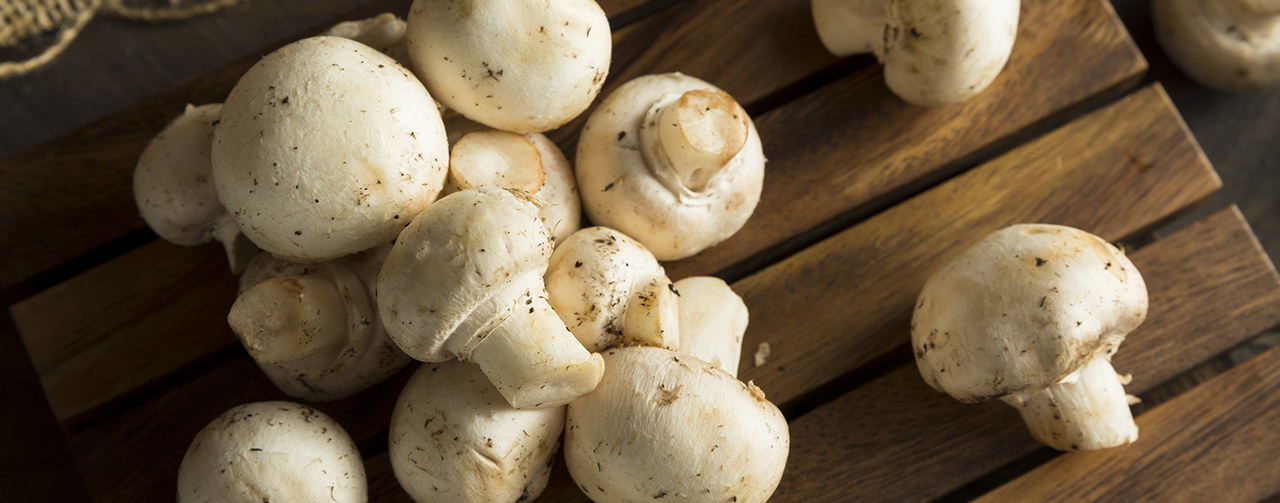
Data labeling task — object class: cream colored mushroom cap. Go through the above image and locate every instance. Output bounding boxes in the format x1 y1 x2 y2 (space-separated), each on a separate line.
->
213 36 448 263
545 226 666 351
911 224 1148 403
377 186 553 362
1154 0 1280 92
880 0 1020 106
404 0 611 133
134 103 224 246
576 73 765 261
177 401 366 503
389 361 564 503
564 346 789 503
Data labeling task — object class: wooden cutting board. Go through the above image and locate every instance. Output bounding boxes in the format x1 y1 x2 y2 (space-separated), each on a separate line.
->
3 0 1279 501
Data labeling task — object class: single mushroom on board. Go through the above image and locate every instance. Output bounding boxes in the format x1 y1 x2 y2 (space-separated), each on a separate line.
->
226 244 409 402
564 346 789 503
404 0 611 133
577 72 765 261
673 276 749 377
1153 0 1280 92
177 401 366 503
445 128 582 245
133 103 257 274
377 187 604 410
911 224 1148 451
811 0 1020 106
389 361 564 503
212 36 449 263
545 226 680 352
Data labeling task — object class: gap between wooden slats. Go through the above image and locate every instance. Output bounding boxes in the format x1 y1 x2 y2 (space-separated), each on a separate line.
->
771 206 1280 502
63 81 1220 502
8 0 1146 431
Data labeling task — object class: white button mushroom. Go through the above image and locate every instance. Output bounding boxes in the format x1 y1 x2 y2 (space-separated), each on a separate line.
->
1154 0 1280 91
576 73 766 261
545 226 680 352
911 224 1148 451
227 245 409 402
177 401 366 503
212 36 449 263
564 346 789 502
811 0 1020 105
446 129 583 245
133 103 257 273
404 0 611 133
674 276 749 377
377 187 604 410
322 12 410 66
389 361 564 503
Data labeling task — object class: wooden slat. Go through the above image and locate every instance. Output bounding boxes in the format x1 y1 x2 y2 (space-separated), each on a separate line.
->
0 0 651 298
7 0 1146 432
661 0 1147 279
9 242 238 425
770 206 1280 502
978 338 1280 502
734 84 1220 407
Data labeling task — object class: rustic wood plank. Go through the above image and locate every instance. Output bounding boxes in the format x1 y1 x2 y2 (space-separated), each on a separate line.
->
1 0 679 429
978 339 1280 502
9 241 238 426
661 0 1147 279
734 84 1221 408
0 0 653 299
770 206 1280 502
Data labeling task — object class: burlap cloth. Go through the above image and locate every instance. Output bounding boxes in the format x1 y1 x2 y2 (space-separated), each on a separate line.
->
0 0 239 78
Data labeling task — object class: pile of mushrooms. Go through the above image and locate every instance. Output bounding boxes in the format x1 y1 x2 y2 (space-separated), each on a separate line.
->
811 0 1021 105
911 224 1147 451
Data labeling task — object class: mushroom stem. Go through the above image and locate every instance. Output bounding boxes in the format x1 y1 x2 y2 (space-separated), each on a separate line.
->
641 89 749 194
1000 356 1139 451
460 277 605 409
211 214 256 275
228 275 349 366
1241 0 1280 15
622 276 681 349
812 0 890 56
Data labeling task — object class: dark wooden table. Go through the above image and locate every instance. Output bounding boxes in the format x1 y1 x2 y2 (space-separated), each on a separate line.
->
2 1 1277 501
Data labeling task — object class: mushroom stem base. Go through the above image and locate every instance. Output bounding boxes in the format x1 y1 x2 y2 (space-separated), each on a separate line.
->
467 294 604 410
1000 356 1139 451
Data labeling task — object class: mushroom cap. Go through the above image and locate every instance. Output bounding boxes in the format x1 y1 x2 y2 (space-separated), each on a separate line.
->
879 0 1020 106
389 361 564 503
404 0 611 133
134 103 225 246
212 36 448 263
576 72 765 260
545 226 670 352
911 224 1148 403
377 186 553 362
232 247 410 402
177 401 366 503
1154 0 1280 91
565 346 789 502
674 276 749 377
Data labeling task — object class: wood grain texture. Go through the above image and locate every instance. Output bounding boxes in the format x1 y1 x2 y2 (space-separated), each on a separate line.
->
661 0 1147 279
978 340 1280 503
771 206 1280 502
0 0 648 299
733 84 1220 408
9 241 239 426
